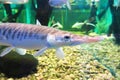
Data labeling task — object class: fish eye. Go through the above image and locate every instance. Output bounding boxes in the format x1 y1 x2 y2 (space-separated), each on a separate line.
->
64 35 70 39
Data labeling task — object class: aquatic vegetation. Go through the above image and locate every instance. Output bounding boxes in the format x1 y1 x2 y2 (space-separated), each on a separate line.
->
95 8 112 34
71 21 95 34
48 16 55 27
51 22 63 29
48 16 63 29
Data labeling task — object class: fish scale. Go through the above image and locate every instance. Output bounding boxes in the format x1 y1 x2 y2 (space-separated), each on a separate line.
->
0 23 63 49
0 23 56 40
13 26 22 38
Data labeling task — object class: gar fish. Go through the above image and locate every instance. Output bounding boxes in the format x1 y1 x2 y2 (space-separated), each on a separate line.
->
0 23 104 59
0 0 28 4
49 0 71 10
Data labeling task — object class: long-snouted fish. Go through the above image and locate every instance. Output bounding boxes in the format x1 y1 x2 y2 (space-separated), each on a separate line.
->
0 23 104 59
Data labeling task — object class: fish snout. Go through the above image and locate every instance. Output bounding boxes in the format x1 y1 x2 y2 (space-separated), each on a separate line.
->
71 35 105 44
82 36 105 43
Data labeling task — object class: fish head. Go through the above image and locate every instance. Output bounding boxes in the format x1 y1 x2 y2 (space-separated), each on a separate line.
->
47 33 74 47
47 32 104 48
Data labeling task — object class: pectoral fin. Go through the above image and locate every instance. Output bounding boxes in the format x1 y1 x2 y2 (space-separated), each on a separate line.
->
56 47 65 59
15 48 26 55
33 47 48 57
36 19 41 26
0 47 14 57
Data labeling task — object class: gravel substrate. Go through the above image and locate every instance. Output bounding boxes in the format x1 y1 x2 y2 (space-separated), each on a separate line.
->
0 39 120 80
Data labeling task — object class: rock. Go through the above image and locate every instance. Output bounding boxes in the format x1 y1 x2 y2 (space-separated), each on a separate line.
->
0 51 38 78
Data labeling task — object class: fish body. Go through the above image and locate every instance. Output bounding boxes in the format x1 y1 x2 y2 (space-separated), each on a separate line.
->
0 0 28 4
0 23 49 49
0 23 104 59
49 0 71 10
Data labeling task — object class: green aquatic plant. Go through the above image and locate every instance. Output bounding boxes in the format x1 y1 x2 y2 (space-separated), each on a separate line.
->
95 8 112 34
71 20 96 34
48 16 63 29
48 16 55 27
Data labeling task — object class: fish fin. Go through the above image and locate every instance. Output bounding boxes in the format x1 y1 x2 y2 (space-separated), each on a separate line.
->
33 47 48 57
0 47 14 57
15 48 26 55
36 19 41 26
56 47 65 59
66 0 71 10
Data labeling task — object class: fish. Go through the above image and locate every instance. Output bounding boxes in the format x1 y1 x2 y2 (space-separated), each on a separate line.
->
0 0 28 4
49 0 71 10
113 0 120 8
0 23 104 59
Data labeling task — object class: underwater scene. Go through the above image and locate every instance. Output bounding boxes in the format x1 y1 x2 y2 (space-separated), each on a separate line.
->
0 0 120 80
